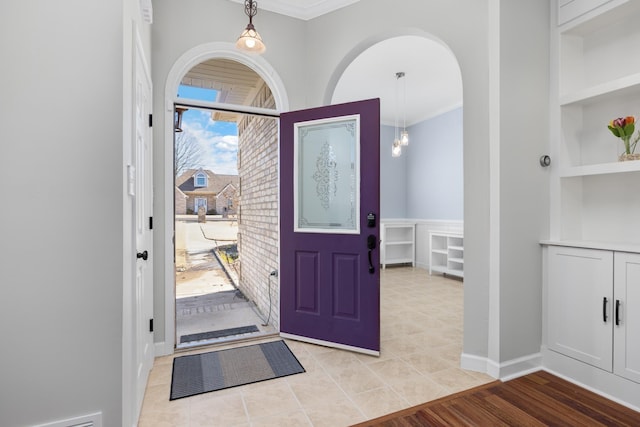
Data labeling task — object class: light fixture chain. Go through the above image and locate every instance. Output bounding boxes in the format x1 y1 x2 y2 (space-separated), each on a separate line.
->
245 0 258 19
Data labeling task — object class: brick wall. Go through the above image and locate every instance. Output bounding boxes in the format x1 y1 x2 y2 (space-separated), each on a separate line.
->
237 83 280 328
175 188 187 215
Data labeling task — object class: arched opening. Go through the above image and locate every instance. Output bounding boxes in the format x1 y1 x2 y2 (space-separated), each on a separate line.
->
329 33 465 361
163 43 287 350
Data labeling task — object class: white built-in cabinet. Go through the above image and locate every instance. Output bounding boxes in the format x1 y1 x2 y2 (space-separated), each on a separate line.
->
550 0 640 246
543 0 640 406
380 221 415 269
614 251 640 383
429 232 464 278
546 246 640 384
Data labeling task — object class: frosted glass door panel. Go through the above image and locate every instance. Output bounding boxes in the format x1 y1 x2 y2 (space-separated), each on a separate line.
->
294 115 360 233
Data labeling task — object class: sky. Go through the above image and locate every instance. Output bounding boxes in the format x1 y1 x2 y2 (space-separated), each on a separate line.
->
177 85 238 175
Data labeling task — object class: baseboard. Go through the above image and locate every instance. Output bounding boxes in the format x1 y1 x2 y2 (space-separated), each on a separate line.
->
460 352 542 380
497 353 542 381
33 412 102 427
542 366 640 412
154 341 172 357
460 353 493 376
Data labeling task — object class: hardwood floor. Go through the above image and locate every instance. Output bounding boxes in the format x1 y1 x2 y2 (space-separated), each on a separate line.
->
352 370 640 426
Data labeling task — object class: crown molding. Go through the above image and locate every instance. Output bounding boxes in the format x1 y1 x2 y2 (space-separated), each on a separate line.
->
228 0 360 20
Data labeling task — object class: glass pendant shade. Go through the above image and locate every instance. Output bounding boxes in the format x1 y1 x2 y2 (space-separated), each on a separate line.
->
236 25 266 54
392 140 402 157
400 130 409 146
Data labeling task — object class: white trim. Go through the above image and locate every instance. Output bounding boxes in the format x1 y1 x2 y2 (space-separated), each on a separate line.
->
154 341 170 357
280 333 380 356
176 98 279 118
460 352 493 375
163 42 288 354
542 367 640 412
461 352 542 381
487 0 501 371
227 0 361 21
498 353 543 381
293 114 361 235
33 412 102 427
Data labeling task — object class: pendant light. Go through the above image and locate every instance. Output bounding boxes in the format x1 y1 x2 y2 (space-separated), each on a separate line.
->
235 0 266 54
399 72 409 146
392 72 406 157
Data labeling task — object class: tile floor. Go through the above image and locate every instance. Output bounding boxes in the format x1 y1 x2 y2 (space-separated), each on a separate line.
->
138 267 494 426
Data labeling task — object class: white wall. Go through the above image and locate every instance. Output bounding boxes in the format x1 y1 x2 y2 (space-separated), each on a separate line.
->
0 1 151 426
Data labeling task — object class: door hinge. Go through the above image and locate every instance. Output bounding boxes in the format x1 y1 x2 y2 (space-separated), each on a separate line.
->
149 318 154 333
149 216 153 230
148 114 153 127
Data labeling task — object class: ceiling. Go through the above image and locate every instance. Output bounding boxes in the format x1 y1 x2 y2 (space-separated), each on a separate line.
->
332 36 462 126
183 3 462 127
228 0 361 21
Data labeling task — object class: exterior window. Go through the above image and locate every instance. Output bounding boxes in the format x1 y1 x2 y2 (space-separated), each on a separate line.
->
195 173 207 187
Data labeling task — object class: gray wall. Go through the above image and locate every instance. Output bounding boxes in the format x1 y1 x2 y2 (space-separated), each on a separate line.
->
498 0 549 362
380 124 408 218
407 107 464 220
0 1 152 426
152 0 494 360
0 1 551 425
151 0 309 345
381 107 464 221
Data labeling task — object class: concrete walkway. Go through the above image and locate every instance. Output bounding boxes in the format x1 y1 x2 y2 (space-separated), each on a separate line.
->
174 218 275 348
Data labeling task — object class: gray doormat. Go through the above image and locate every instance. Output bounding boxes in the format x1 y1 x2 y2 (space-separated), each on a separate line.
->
170 340 305 400
180 325 260 344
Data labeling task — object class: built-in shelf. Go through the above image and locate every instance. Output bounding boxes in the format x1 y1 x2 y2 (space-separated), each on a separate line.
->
551 0 640 243
559 72 640 106
380 221 415 269
429 232 463 278
558 160 640 178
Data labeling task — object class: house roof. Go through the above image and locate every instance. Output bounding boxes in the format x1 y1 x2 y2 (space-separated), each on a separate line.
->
176 169 239 194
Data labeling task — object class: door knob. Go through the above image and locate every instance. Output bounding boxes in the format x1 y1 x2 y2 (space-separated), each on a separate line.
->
137 250 148 260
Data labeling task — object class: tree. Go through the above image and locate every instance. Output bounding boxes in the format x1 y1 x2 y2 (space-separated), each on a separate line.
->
174 131 203 177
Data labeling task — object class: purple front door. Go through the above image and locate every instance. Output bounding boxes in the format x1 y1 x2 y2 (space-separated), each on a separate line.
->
280 99 380 355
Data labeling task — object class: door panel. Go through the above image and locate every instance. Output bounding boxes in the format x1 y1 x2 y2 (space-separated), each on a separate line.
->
280 99 380 355
133 39 154 419
614 252 640 383
547 246 613 371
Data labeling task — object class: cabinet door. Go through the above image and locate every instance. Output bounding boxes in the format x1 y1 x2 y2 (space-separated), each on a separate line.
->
614 252 640 383
547 246 613 371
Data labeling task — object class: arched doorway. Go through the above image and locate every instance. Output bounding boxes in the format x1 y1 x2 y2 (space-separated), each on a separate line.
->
328 33 465 358
163 42 288 351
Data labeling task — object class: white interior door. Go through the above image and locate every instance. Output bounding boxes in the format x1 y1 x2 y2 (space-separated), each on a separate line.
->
133 36 154 420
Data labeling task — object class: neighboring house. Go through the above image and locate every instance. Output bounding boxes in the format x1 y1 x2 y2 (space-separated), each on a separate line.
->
174 186 188 215
175 168 239 215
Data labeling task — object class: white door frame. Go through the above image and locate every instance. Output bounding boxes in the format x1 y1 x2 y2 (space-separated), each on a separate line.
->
160 42 289 355
123 23 154 426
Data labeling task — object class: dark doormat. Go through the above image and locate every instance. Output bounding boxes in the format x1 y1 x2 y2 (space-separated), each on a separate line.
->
170 340 305 400
179 325 260 344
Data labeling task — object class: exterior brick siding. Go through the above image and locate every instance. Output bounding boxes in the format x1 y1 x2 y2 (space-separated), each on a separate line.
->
237 84 280 328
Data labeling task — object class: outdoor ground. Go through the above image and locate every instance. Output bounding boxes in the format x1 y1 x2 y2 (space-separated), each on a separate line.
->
173 216 274 347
